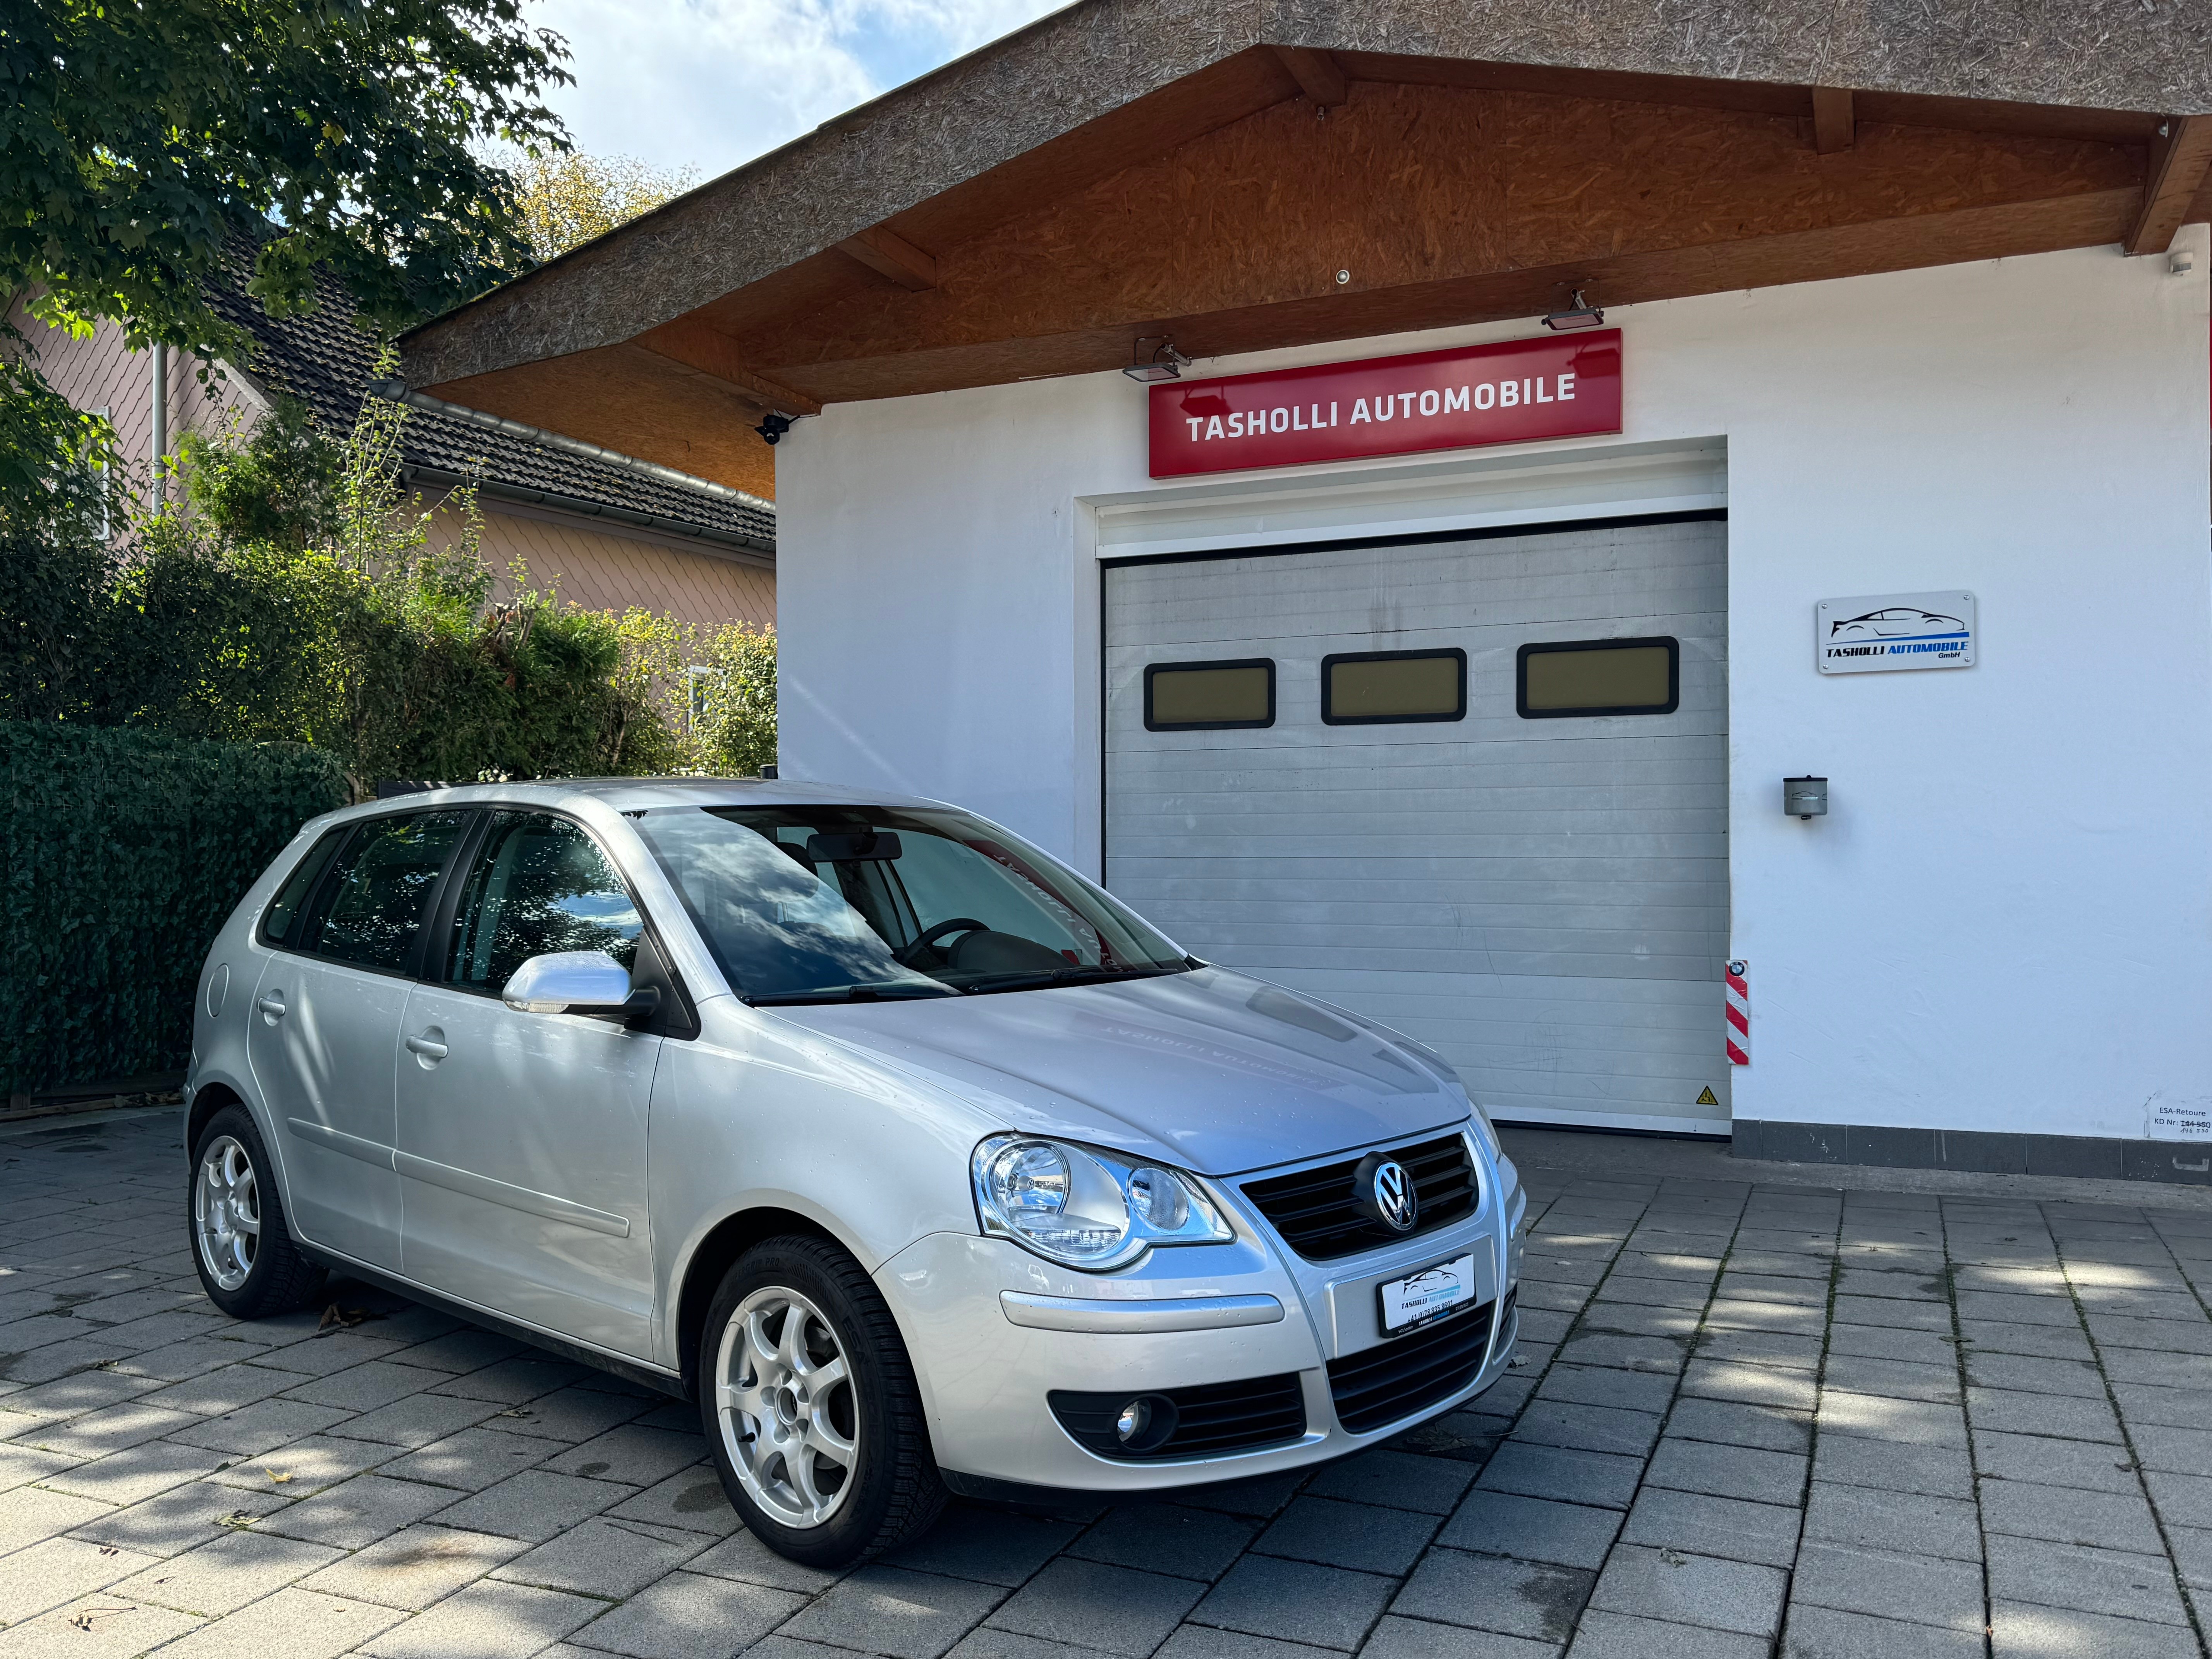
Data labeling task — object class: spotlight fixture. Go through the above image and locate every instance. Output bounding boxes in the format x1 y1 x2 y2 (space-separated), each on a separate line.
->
1541 289 1606 332
1122 337 1191 383
754 412 795 446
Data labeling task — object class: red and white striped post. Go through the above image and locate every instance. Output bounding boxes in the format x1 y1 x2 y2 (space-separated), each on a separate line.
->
1725 960 1750 1065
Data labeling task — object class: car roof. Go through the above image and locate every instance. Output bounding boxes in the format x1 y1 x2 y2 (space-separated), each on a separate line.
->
327 776 957 820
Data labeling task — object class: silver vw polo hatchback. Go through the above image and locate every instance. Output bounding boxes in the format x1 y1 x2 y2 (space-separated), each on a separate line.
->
186 779 1525 1564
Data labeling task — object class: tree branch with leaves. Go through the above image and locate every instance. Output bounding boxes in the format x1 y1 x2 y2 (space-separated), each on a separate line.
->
2 0 573 359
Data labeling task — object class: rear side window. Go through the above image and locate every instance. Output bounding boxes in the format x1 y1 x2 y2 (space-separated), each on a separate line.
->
309 811 472 972
1144 658 1275 731
446 812 643 989
1517 637 1679 718
259 830 345 948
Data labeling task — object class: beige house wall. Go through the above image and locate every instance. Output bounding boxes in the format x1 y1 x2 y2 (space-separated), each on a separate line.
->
427 498 776 629
5 303 257 497
6 298 774 632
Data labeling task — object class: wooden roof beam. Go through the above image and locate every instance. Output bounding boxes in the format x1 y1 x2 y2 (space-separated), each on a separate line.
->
837 225 939 291
1811 87 1854 153
1271 45 1349 108
637 316 822 415
2127 115 2212 254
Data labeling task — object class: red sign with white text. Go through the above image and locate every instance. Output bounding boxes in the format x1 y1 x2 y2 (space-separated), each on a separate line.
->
1148 330 1622 478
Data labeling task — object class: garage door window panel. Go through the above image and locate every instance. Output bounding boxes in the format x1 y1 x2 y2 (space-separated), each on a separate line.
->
1322 649 1467 725
1518 638 1679 718
1144 659 1274 731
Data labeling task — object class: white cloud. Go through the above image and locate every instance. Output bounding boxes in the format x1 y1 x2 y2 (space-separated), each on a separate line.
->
530 0 1070 180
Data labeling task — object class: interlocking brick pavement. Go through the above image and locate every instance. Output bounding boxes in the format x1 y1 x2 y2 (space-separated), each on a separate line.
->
5 1108 2212 1657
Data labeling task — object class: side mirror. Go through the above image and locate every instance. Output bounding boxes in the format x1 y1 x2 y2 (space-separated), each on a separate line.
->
502 951 658 1019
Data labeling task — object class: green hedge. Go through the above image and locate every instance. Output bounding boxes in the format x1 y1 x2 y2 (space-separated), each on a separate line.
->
2 723 349 1096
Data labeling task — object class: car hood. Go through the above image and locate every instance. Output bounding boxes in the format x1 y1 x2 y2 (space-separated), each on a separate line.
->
763 966 1467 1177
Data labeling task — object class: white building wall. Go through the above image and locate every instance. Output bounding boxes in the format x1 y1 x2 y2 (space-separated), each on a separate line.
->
776 235 2212 1141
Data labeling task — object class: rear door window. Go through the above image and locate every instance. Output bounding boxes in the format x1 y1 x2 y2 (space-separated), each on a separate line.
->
309 811 474 973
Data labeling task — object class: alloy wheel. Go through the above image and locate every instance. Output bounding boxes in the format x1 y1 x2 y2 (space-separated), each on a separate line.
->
194 1134 261 1291
714 1286 859 1529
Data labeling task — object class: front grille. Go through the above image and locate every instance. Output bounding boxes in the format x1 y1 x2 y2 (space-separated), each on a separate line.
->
1241 1133 1478 1261
1328 1301 1496 1435
1048 1373 1306 1462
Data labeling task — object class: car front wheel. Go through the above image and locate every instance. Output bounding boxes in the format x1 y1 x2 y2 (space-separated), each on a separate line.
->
188 1104 325 1317
698 1235 945 1566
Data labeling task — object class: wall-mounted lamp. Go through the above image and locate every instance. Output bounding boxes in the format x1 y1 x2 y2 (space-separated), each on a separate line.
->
1123 338 1191 383
754 412 796 446
1541 289 1607 332
1783 776 1829 820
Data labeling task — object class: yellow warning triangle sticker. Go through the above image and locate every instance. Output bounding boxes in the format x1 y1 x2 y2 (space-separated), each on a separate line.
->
1695 1086 1720 1107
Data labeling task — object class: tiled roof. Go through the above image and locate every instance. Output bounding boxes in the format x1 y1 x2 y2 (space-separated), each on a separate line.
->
203 245 774 552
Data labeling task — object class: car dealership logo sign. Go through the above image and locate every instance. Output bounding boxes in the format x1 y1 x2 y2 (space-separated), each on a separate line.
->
1816 591 1977 674
1148 331 1623 478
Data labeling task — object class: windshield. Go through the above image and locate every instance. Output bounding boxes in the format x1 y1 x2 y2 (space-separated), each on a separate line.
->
631 805 1191 1004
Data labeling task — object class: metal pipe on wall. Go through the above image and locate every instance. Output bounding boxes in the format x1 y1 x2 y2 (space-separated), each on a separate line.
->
150 343 167 510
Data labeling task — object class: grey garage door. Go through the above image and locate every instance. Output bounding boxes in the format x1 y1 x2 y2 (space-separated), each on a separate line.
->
1103 515 1729 1132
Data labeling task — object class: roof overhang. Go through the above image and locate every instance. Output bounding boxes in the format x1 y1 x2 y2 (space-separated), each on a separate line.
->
400 0 2212 490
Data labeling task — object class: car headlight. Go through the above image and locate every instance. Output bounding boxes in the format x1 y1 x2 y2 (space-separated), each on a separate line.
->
972 1135 1233 1270
1463 1109 1501 1161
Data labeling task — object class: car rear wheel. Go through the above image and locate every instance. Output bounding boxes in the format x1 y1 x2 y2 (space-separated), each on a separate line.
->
188 1105 325 1317
698 1235 944 1566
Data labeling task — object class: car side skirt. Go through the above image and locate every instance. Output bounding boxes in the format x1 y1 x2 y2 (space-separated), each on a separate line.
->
294 1240 691 1402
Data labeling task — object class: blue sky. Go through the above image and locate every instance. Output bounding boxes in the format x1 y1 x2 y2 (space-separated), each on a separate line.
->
532 0 1070 182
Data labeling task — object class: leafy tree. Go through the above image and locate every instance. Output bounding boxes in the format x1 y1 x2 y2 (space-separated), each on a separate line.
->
175 396 342 550
0 350 776 788
692 622 778 776
2 0 572 358
0 338 124 721
509 151 702 263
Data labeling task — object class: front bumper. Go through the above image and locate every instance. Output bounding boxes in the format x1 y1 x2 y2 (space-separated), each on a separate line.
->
875 1154 1526 1493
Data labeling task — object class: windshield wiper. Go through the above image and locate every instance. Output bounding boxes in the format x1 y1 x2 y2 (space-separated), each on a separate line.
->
743 982 958 1006
957 964 1185 996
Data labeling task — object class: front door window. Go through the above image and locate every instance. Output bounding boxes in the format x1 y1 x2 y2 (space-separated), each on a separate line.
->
447 812 643 990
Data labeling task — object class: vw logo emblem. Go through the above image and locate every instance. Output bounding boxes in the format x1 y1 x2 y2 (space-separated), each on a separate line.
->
1371 1159 1417 1232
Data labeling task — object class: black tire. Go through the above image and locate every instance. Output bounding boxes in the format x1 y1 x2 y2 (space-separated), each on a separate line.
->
187 1104 326 1318
697 1234 945 1566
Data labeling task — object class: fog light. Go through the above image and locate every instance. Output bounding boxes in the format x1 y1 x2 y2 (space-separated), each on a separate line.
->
1113 1394 1178 1452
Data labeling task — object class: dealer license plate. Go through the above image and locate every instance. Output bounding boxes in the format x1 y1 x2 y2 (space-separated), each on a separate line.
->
1377 1254 1477 1336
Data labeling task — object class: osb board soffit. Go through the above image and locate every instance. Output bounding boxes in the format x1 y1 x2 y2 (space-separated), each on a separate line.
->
714 88 2143 404
400 0 2210 390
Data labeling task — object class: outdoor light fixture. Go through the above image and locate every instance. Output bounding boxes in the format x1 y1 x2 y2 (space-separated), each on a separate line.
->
1123 337 1191 383
754 412 795 446
1541 289 1607 332
1783 776 1829 819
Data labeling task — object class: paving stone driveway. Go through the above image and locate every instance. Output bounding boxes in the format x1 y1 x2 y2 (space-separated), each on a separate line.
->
3 1111 2212 1659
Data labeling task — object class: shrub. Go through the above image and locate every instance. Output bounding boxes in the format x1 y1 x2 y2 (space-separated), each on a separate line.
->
0 723 348 1096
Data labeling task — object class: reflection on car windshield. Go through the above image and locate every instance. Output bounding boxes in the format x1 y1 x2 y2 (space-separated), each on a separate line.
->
632 806 1191 1005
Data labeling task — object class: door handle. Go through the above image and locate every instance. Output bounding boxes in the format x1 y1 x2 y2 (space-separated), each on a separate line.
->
256 992 287 1020
405 1032 449 1061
